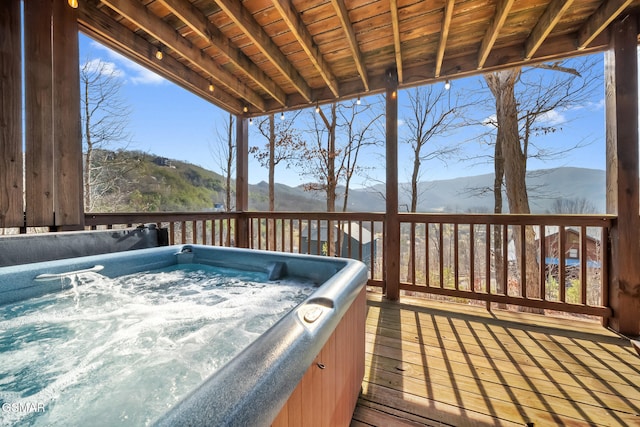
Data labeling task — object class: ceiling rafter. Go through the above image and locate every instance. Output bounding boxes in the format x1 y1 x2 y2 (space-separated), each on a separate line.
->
389 0 403 84
78 2 241 113
525 0 574 60
478 0 516 70
99 0 266 111
213 0 312 103
271 0 339 98
578 0 635 49
329 0 369 91
435 0 455 78
157 0 286 107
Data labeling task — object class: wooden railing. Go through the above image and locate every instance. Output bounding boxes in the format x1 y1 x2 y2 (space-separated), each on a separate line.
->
80 212 613 319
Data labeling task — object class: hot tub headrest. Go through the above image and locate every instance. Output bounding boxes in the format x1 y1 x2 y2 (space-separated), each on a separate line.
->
0 224 169 267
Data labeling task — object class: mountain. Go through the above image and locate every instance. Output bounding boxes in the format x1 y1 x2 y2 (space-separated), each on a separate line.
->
91 150 606 214
352 167 606 213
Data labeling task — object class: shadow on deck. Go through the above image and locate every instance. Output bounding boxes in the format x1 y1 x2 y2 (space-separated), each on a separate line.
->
352 293 640 426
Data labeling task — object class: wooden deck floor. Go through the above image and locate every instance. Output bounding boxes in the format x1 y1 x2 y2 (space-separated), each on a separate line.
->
352 293 640 426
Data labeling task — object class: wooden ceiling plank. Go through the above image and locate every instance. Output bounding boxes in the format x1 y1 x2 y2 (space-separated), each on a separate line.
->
525 0 574 60
79 3 242 114
213 0 313 102
272 0 339 98
99 0 266 111
158 0 286 107
477 0 516 70
577 0 635 49
435 0 455 78
330 0 370 91
389 0 403 84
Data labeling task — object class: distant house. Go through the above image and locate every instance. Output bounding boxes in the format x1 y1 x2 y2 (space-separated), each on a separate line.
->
539 228 601 268
300 222 376 266
213 203 225 212
153 156 173 167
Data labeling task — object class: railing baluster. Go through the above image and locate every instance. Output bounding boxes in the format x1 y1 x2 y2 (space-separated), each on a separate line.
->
580 225 588 306
521 225 527 299
540 226 546 301
439 223 444 288
470 224 475 293
454 223 459 291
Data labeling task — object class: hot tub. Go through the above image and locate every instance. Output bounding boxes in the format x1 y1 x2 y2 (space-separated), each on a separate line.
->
0 244 368 426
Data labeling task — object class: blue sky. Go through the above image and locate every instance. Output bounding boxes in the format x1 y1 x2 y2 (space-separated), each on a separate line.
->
79 34 607 188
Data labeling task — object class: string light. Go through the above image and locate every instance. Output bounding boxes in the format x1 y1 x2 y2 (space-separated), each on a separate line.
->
208 81 214 92
391 90 397 99
315 101 320 114
249 118 253 126
444 80 451 90
155 45 163 60
280 112 285 120
356 96 361 105
68 0 78 8
243 106 249 113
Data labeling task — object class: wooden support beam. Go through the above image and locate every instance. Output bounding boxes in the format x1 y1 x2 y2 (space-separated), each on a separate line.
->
214 0 312 102
272 0 339 98
100 0 266 112
389 0 403 84
385 69 400 301
524 0 574 60
478 0 515 70
0 0 23 228
605 16 640 336
578 0 635 49
53 1 83 227
235 116 249 248
78 2 243 114
330 0 369 91
435 0 455 78
24 0 55 227
157 0 286 107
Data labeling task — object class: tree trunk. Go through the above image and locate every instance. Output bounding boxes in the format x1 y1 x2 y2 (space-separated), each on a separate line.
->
493 120 505 306
486 69 541 313
83 78 92 211
326 103 337 255
226 113 233 212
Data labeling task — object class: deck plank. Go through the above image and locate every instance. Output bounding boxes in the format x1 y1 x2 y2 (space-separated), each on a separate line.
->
353 293 640 426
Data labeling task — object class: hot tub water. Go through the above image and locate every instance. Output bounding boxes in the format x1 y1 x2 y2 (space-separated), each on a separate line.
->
0 264 315 426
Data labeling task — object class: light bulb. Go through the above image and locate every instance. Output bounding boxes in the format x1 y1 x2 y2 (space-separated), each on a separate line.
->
68 0 78 8
243 106 248 113
208 82 214 92
280 112 285 120
249 118 253 126
155 47 163 60
356 96 361 105
315 105 320 114
444 80 451 90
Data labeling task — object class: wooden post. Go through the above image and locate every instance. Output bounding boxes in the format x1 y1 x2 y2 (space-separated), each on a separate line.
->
53 1 84 228
235 115 249 248
23 1 84 228
385 70 400 300
605 15 640 336
0 0 23 228
25 0 55 226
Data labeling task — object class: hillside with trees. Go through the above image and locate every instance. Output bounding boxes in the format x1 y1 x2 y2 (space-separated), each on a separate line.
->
88 149 605 215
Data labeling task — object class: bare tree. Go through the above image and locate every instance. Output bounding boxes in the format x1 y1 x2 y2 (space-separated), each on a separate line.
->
300 100 383 212
211 113 235 211
250 111 304 211
80 58 132 211
484 57 600 312
402 85 468 282
548 197 597 214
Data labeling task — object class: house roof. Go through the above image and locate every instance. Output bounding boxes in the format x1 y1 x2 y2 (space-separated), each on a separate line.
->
301 221 373 244
77 0 640 116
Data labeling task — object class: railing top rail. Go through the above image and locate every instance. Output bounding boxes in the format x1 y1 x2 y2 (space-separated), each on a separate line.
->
242 211 387 221
85 212 239 226
398 213 615 227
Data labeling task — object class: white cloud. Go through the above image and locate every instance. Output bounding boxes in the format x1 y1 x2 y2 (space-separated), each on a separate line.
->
538 109 566 126
482 114 497 127
88 41 165 85
81 58 125 78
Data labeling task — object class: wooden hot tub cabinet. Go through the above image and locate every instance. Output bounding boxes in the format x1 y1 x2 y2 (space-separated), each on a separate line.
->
272 287 366 426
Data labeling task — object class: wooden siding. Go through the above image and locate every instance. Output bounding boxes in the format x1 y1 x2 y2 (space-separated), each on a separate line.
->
354 293 640 426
